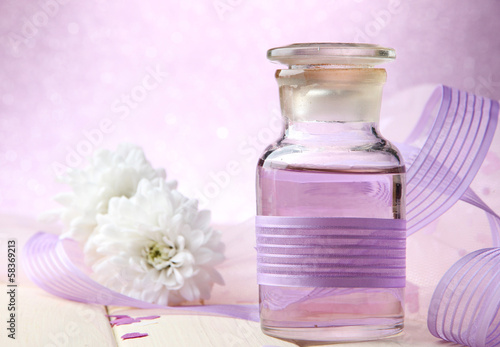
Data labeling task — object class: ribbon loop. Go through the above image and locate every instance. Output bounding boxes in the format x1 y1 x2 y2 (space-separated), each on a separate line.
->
428 248 500 347
405 86 499 236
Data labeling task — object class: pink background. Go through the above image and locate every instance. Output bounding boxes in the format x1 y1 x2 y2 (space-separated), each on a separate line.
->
1 0 499 223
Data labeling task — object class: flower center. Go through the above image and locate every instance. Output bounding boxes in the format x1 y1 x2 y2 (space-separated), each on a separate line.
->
144 242 178 271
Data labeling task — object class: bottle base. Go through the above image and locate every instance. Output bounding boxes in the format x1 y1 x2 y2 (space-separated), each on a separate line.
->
261 322 404 345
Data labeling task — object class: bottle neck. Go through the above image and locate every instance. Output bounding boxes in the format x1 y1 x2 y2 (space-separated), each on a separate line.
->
276 68 386 123
285 121 380 142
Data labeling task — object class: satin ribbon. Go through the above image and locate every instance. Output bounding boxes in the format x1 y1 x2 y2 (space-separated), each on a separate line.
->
403 86 500 347
23 231 260 322
23 85 500 346
427 248 500 347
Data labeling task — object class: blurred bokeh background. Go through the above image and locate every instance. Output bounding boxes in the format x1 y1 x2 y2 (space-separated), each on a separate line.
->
0 0 498 220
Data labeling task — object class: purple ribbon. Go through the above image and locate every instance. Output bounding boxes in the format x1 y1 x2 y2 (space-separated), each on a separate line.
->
403 86 500 347
405 87 498 237
22 85 500 345
428 248 500 347
256 216 406 288
23 231 260 322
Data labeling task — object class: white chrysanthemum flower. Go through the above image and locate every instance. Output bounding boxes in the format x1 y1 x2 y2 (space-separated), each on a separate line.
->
84 179 225 305
46 144 171 242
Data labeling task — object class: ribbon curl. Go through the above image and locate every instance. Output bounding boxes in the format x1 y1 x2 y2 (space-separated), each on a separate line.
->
402 86 499 347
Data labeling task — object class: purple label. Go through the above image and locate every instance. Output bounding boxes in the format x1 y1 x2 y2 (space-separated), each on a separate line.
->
256 216 406 288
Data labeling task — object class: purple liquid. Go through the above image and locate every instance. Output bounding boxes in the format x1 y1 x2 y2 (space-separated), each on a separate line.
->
257 165 406 343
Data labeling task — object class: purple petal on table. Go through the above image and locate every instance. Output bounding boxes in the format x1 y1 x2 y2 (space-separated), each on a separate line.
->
121 332 149 340
111 317 141 326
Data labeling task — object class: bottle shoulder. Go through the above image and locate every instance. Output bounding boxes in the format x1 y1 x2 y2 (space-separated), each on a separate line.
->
259 137 405 172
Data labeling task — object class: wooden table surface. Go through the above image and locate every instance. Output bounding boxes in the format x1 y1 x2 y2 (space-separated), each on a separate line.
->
0 215 450 347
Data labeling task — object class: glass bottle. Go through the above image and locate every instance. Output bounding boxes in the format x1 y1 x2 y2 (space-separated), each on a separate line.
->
256 43 406 343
